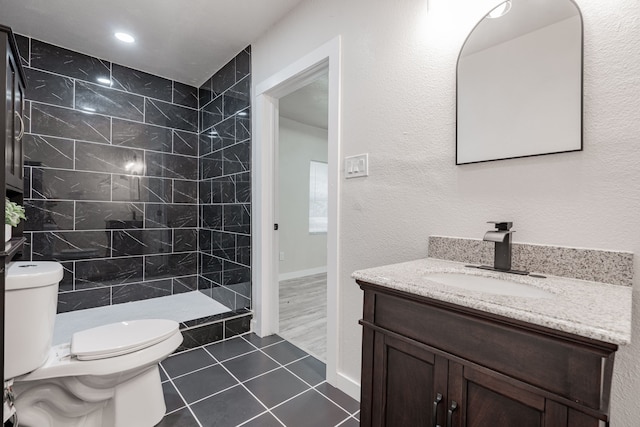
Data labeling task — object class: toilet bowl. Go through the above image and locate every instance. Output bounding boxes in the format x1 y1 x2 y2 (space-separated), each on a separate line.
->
3 262 183 427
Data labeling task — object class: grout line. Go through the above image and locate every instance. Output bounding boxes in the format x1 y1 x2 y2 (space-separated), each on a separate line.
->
160 364 204 427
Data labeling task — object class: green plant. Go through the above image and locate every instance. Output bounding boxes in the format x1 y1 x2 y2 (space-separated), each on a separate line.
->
5 198 26 227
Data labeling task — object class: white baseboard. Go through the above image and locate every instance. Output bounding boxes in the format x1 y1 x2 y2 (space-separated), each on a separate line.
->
335 371 361 402
278 266 327 281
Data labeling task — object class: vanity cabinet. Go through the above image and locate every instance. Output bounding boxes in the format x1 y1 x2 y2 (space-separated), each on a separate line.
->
358 281 617 427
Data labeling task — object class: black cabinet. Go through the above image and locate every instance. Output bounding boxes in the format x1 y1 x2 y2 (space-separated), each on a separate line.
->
358 281 617 427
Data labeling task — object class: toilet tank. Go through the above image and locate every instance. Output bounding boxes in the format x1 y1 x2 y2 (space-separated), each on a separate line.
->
4 262 63 380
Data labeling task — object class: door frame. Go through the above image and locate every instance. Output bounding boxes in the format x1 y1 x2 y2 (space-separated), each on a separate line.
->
252 36 342 385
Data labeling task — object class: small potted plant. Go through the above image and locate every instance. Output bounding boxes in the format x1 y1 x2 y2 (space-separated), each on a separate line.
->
5 198 26 242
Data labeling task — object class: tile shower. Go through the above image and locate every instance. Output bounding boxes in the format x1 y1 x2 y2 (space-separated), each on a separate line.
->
14 34 252 345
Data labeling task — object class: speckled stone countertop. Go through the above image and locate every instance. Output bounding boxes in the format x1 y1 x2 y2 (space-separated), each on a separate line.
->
352 258 632 345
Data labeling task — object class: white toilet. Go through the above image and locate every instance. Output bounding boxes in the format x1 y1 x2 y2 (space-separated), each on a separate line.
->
3 261 183 427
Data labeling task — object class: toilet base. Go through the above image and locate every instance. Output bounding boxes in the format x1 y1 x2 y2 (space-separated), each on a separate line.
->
12 365 166 427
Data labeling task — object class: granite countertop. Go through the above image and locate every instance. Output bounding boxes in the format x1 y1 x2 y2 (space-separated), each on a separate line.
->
352 258 632 345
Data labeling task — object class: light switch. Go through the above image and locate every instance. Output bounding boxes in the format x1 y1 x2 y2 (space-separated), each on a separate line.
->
345 154 369 179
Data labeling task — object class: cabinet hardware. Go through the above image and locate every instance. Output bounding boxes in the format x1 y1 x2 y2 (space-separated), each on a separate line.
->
15 111 24 141
446 401 458 427
433 393 442 427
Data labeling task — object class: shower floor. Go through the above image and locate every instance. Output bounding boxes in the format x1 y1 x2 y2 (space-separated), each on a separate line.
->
53 291 231 345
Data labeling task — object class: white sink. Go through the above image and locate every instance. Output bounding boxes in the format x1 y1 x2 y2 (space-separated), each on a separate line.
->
425 272 553 298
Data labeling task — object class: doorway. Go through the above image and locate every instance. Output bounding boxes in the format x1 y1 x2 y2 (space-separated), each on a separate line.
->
252 37 341 385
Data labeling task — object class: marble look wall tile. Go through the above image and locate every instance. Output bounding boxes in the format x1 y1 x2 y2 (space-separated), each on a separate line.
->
223 204 250 234
212 231 236 261
173 82 198 109
24 134 74 169
112 229 172 256
427 236 634 287
31 168 111 200
57 288 110 313
111 64 172 102
24 68 74 107
112 175 172 203
75 202 144 230
223 141 250 175
202 205 222 229
199 180 212 204
75 256 144 288
21 232 32 261
145 98 197 132
60 262 74 292
199 229 212 253
146 252 198 280
31 39 110 83
177 323 224 352
75 141 144 175
200 151 223 180
173 180 198 203
201 254 223 285
145 204 198 228
201 96 223 131
31 231 110 261
174 228 198 252
173 130 198 157
24 200 74 231
223 77 250 118
75 81 144 121
236 235 251 266
112 118 172 152
236 109 251 141
223 261 250 297
14 34 29 67
31 103 111 144
213 117 235 149
112 280 172 304
146 151 198 180
199 132 213 156
212 61 235 97
235 172 251 203
173 276 198 294
212 176 234 204
210 285 235 310
235 47 250 82
199 76 213 108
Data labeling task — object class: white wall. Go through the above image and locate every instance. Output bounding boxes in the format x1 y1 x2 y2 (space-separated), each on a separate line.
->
252 0 640 424
278 116 328 276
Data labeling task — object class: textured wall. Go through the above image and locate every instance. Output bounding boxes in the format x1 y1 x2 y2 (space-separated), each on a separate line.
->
14 35 201 313
197 47 252 312
251 0 640 423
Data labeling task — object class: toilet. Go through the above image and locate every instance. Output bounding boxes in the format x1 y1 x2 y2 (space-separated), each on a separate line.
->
3 261 183 427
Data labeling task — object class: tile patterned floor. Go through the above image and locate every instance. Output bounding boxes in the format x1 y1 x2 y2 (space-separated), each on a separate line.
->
157 333 360 427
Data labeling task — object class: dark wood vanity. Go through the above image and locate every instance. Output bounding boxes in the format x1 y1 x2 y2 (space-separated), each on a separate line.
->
357 280 617 427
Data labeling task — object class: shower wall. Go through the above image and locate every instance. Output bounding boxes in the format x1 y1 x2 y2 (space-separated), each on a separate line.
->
198 47 252 312
15 35 200 313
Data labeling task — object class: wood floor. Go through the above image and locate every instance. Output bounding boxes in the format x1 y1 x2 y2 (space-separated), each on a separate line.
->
279 273 327 361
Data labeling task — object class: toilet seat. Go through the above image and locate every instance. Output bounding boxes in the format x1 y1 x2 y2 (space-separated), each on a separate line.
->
72 319 179 361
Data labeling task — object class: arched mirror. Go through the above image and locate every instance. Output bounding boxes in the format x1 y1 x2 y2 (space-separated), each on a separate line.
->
456 0 583 164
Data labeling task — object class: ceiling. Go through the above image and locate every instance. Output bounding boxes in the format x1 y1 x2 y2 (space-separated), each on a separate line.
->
0 0 304 86
279 74 329 130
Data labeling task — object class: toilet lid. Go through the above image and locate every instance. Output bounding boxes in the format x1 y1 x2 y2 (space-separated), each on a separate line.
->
71 319 179 361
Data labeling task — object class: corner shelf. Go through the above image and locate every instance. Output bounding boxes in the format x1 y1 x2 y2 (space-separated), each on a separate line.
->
2 237 26 260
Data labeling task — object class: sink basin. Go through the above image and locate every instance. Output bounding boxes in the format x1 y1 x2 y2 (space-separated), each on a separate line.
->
425 272 553 298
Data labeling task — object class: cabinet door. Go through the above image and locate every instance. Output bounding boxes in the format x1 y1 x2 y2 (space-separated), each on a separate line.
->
371 332 448 427
448 363 570 427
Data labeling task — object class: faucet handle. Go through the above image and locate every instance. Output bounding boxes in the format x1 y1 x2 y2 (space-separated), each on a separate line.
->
487 221 513 231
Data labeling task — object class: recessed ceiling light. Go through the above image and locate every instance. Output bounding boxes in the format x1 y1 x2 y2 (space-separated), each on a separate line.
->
487 1 512 19
115 32 135 43
96 77 112 85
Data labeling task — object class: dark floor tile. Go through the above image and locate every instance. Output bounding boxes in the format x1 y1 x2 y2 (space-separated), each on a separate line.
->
241 412 283 427
157 407 200 427
354 410 360 421
161 348 216 378
190 385 264 427
162 381 186 413
205 336 256 362
339 417 360 427
222 351 279 382
242 333 284 349
286 356 326 386
272 389 350 427
160 367 168 382
173 364 237 404
315 382 360 414
261 341 308 365
244 367 309 408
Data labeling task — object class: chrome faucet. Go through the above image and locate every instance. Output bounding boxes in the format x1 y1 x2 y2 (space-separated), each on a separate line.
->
483 221 513 271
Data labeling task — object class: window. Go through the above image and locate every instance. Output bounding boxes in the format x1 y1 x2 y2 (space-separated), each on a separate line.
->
309 161 328 234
